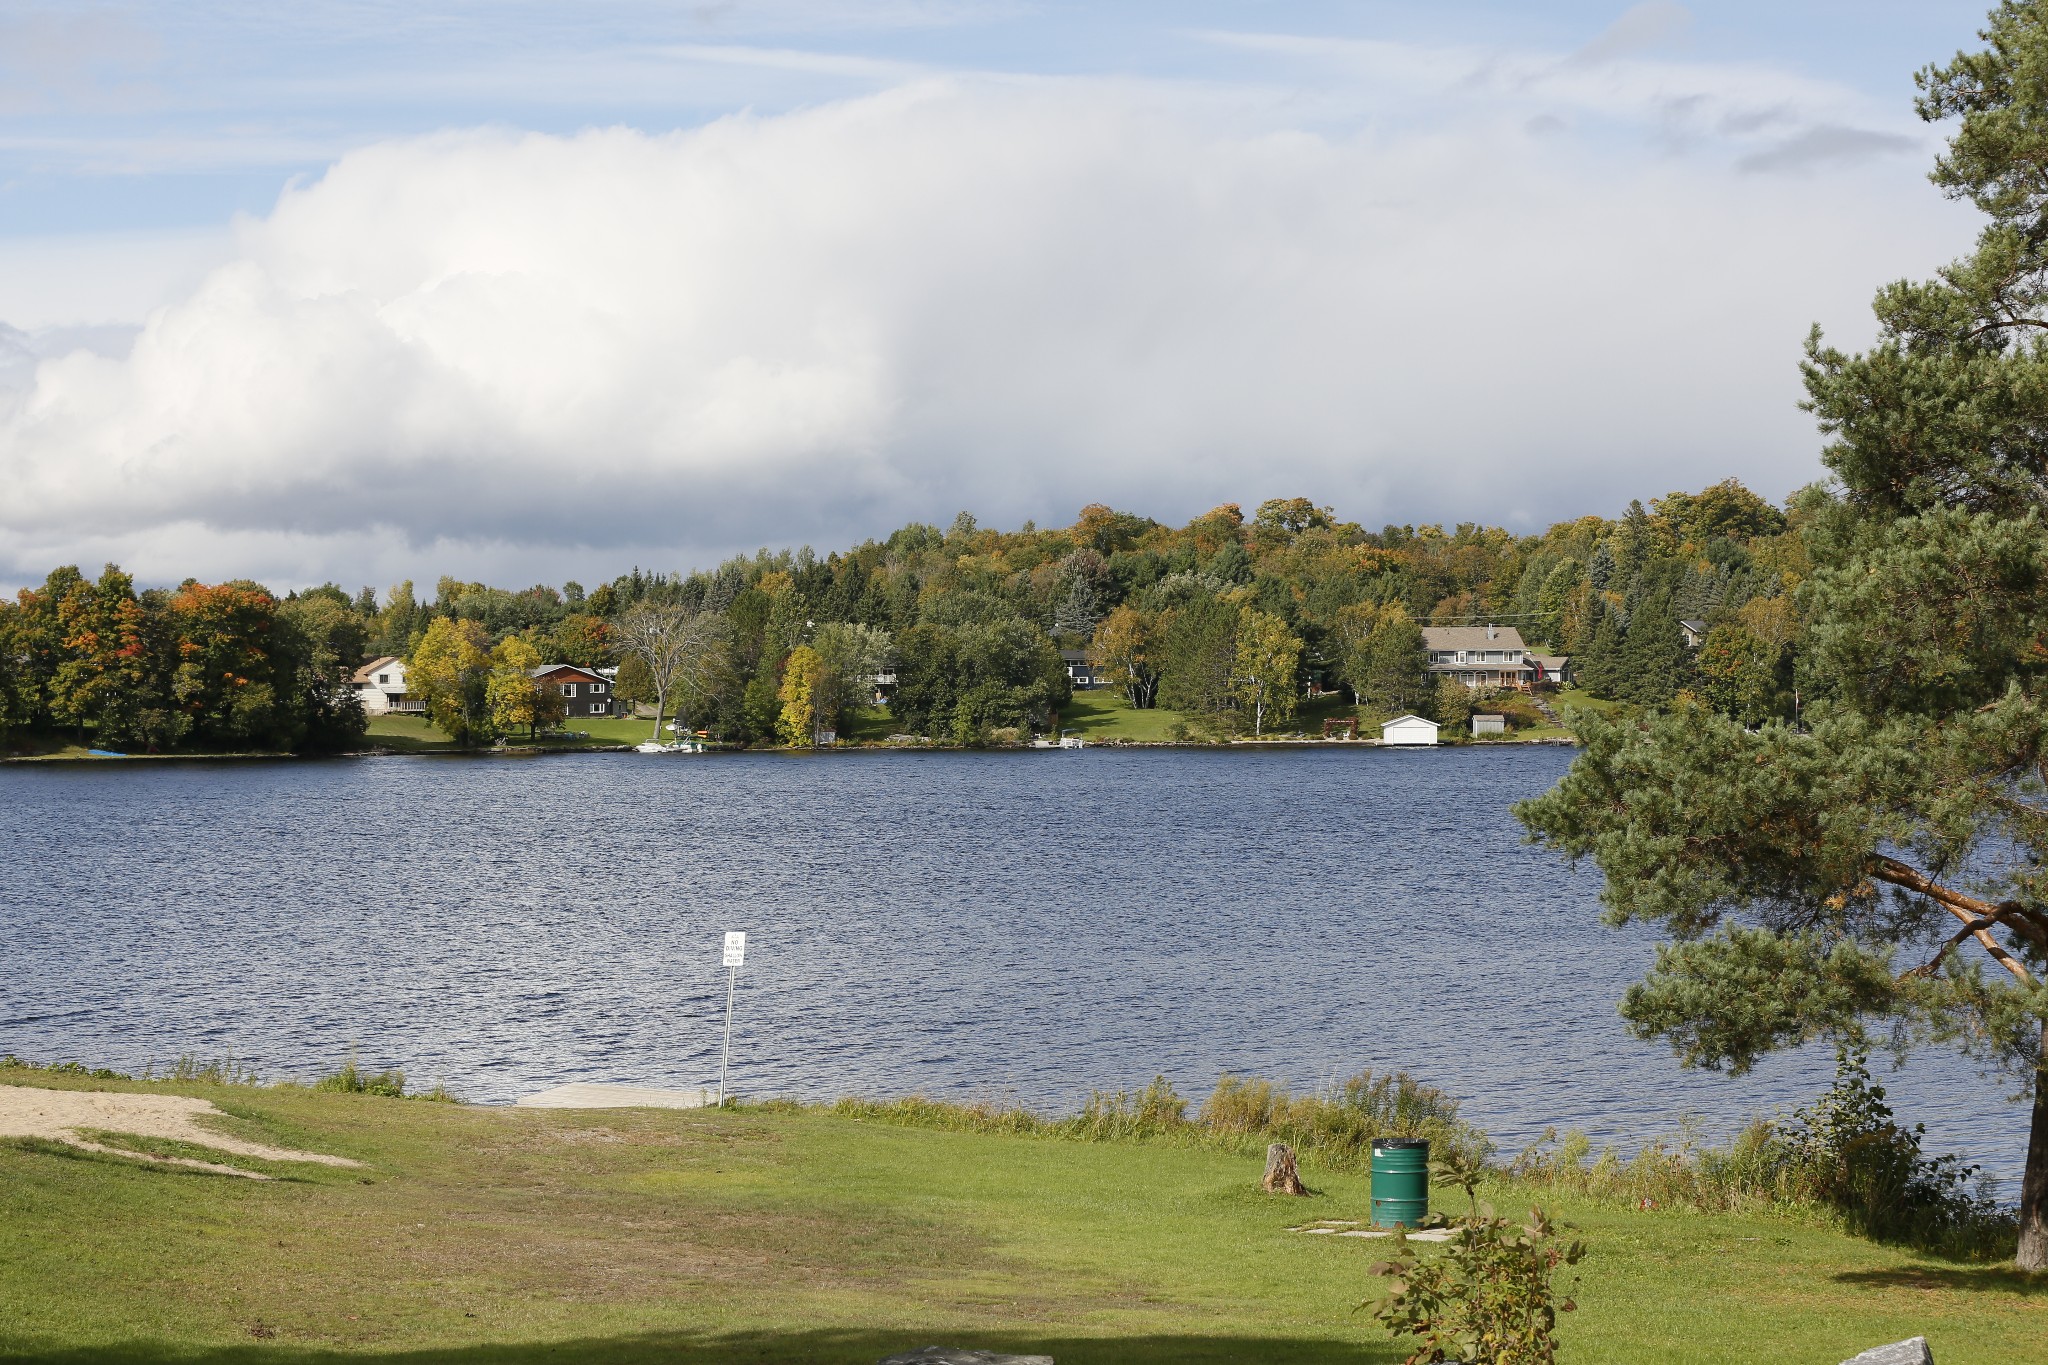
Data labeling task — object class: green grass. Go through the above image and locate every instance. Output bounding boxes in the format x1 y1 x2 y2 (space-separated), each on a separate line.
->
1059 692 1194 742
361 713 652 751
3 1067 2041 1364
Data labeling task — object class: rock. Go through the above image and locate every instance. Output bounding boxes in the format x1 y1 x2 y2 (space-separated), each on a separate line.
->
876 1350 1053 1365
1841 1338 1934 1365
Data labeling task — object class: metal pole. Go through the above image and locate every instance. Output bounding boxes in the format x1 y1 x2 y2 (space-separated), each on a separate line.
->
716 964 736 1107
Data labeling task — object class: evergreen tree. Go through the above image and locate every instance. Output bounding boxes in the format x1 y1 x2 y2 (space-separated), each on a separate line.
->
1522 5 2048 1267
1575 606 1624 698
1618 591 1685 706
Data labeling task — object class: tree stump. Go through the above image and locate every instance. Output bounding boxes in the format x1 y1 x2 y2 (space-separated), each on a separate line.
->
1261 1142 1307 1195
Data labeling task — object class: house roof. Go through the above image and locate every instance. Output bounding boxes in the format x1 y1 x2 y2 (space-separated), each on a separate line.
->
531 663 606 681
1381 714 1437 727
1059 649 1090 663
1534 654 1569 668
350 656 401 684
1419 625 1529 651
1680 619 1708 633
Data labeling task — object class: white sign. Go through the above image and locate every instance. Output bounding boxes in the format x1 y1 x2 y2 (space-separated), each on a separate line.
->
722 931 747 968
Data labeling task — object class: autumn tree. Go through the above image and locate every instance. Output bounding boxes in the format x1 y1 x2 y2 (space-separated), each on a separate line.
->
778 644 823 745
408 616 494 746
1521 3 2048 1268
1232 608 1302 736
486 635 563 739
1089 605 1161 708
36 566 153 745
169 580 282 747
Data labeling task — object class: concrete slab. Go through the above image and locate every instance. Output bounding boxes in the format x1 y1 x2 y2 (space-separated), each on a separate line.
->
513 1082 712 1110
1292 1221 1455 1242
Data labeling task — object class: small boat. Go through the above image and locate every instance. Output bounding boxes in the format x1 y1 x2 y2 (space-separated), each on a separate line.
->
635 740 705 754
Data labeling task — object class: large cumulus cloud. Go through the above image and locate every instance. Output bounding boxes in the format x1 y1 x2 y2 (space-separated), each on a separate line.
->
0 70 1967 590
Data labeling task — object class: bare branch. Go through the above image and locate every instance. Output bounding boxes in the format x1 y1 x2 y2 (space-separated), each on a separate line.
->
1872 856 2039 982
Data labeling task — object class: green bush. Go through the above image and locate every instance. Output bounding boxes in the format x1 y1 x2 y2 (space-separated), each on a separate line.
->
1364 1147 1585 1365
312 1058 410 1099
1508 1047 2015 1259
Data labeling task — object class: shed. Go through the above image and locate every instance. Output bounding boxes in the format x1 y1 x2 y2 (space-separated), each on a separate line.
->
1471 713 1505 737
1380 714 1440 746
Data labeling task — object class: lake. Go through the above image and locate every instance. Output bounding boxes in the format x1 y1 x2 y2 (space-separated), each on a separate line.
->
0 745 2029 1185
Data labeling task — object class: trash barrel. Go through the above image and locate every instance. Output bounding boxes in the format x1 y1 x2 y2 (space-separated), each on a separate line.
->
1370 1138 1429 1228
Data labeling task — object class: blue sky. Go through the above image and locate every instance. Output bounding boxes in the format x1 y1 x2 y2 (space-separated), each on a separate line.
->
0 2 2007 590
0 2 1989 239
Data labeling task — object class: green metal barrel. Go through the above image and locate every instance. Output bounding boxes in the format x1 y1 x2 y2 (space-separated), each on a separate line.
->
1370 1139 1430 1228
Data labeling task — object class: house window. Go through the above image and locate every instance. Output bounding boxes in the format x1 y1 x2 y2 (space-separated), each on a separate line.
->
377 674 389 684
590 701 608 714
562 683 577 697
591 682 606 694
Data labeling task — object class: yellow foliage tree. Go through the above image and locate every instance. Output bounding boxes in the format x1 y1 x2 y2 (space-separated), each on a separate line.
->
1232 607 1302 736
486 635 564 739
778 644 823 746
407 616 493 746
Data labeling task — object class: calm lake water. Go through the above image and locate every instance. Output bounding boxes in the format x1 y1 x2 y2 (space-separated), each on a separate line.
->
0 746 2029 1185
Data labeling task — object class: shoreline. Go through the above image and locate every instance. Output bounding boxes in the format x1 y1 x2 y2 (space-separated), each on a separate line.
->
1 734 1579 765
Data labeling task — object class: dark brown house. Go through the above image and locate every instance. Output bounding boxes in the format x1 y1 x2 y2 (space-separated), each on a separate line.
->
531 664 615 717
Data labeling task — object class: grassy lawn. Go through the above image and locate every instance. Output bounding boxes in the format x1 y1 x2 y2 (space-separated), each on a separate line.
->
1058 692 1192 742
4 1069 2042 1364
361 714 653 751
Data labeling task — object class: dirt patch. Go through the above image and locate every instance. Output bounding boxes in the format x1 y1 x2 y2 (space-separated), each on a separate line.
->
0 1084 362 1178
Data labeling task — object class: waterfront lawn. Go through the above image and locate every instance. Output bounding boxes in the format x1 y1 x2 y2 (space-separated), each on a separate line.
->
1059 692 1190 742
3 1071 2042 1364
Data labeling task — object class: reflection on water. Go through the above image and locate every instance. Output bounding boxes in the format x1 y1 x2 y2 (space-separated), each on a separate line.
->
0 745 2027 1183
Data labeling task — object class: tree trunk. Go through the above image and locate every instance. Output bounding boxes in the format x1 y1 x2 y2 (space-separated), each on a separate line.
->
1262 1142 1307 1196
2020 1024 2048 1271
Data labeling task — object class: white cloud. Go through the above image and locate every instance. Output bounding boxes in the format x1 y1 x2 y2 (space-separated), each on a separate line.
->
0 62 1971 591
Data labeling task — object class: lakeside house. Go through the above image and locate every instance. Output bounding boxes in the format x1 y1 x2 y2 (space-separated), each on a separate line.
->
1381 714 1440 746
1532 654 1572 686
1421 624 1535 691
350 657 422 715
532 664 614 717
1061 649 1103 690
1679 619 1708 649
1472 714 1505 737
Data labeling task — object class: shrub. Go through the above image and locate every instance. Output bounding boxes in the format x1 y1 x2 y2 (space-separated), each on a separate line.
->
313 1058 409 1099
1364 1148 1585 1365
1508 1046 2015 1258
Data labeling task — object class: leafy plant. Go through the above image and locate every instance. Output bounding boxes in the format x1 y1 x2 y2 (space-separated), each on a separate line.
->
1778 1045 2011 1251
1363 1148 1585 1365
313 1055 409 1099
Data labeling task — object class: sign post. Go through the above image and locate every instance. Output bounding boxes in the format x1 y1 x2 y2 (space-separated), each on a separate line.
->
717 931 746 1107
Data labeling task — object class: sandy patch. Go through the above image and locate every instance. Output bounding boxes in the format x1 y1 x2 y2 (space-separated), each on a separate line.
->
0 1084 362 1179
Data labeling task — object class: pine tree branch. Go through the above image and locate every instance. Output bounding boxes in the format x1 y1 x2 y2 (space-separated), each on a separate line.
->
1872 855 2040 981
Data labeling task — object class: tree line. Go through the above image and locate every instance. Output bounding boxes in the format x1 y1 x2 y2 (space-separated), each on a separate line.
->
0 480 1806 753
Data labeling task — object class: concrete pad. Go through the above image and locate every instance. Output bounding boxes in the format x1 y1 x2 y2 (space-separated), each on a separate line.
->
1292 1221 1455 1242
513 1082 712 1110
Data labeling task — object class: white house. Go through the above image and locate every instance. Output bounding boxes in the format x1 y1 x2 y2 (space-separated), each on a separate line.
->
350 657 421 715
1381 714 1440 746
1420 625 1536 690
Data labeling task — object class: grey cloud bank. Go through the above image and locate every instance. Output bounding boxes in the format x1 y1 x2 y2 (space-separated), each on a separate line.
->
0 55 1970 592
